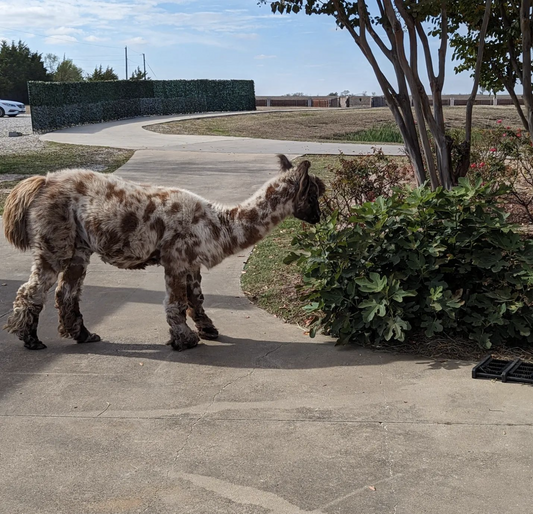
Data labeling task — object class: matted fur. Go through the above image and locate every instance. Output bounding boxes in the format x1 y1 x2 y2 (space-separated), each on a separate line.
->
3 155 325 351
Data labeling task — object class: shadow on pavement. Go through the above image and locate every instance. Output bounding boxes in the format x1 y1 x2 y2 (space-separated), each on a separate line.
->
47 334 473 372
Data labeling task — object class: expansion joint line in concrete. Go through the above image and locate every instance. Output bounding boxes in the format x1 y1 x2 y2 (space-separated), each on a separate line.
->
2 414 533 428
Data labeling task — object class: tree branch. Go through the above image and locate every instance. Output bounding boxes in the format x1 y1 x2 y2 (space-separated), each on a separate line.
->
437 2 447 91
465 0 492 145
499 0 522 79
500 73 529 130
521 0 533 139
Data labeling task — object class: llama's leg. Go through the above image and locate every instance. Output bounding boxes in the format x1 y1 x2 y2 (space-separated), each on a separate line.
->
164 268 200 351
3 256 60 350
186 268 219 340
55 249 101 344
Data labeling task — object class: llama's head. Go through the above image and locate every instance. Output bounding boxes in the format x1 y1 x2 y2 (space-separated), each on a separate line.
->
278 154 326 225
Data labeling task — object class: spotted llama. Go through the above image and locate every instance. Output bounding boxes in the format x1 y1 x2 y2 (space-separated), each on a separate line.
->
3 155 325 351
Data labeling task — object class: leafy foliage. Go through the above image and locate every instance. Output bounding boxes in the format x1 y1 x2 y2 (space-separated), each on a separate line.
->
0 40 49 104
449 1 533 140
286 178 533 350
28 79 256 132
87 65 119 82
54 58 84 82
129 66 150 81
450 2 517 96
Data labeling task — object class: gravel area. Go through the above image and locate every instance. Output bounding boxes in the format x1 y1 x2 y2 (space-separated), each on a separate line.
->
0 114 47 155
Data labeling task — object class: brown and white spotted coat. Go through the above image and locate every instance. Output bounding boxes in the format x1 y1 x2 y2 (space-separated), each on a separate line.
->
2 155 325 351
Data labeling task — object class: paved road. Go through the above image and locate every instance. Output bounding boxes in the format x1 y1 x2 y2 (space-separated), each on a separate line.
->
1 113 532 514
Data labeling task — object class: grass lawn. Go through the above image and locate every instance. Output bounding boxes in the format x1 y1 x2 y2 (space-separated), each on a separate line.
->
241 217 308 326
145 106 525 143
0 142 134 214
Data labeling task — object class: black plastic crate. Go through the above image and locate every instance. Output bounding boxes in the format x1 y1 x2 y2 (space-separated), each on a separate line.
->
504 360 533 384
472 356 519 380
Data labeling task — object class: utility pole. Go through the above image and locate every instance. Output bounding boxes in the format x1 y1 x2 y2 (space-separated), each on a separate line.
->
143 53 146 80
125 46 128 79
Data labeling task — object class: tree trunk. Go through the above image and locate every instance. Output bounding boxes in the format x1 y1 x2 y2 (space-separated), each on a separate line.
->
500 76 530 131
521 0 533 145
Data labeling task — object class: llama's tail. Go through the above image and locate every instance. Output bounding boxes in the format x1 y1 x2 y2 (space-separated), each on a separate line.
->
3 175 46 251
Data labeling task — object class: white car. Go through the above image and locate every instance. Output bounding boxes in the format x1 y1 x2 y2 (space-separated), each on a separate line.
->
0 100 26 117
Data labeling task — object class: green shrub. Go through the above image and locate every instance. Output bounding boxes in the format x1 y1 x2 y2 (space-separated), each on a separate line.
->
286 177 533 350
28 79 256 133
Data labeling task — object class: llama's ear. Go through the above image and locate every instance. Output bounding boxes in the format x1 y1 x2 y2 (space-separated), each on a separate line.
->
295 160 311 179
296 160 312 195
278 154 293 172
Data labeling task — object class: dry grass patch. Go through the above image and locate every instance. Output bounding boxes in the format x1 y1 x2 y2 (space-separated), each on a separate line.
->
0 143 134 214
146 106 526 143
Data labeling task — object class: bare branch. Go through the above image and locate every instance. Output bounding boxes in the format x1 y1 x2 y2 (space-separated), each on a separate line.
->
415 20 437 87
363 16 393 60
499 74 529 130
465 0 492 145
437 2 447 90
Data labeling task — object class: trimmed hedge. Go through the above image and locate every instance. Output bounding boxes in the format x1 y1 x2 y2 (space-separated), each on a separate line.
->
28 79 256 133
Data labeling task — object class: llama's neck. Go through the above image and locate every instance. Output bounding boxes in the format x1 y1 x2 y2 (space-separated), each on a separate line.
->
221 174 296 251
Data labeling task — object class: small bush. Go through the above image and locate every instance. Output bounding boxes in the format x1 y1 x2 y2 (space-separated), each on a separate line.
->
286 177 533 350
468 123 533 223
322 150 412 223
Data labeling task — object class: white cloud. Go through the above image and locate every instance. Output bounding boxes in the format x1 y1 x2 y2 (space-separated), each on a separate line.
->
124 36 148 45
0 0 284 57
48 26 83 36
84 35 108 42
254 54 276 60
45 35 78 45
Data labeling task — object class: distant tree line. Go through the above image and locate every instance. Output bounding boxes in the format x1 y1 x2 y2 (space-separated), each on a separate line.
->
0 40 149 104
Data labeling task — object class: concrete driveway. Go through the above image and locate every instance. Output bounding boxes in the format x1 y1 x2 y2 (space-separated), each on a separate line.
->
1 113 532 514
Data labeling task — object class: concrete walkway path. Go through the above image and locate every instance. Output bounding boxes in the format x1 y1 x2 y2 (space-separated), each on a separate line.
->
1 113 532 514
40 111 406 155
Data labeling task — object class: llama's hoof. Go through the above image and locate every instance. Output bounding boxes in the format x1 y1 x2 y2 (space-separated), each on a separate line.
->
199 326 219 340
24 339 47 350
168 333 200 351
76 326 101 344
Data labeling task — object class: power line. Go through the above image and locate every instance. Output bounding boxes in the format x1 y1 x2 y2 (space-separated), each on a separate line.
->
147 63 157 79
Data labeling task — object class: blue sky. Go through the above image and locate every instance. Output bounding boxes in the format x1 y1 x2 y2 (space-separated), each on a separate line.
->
0 0 475 96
